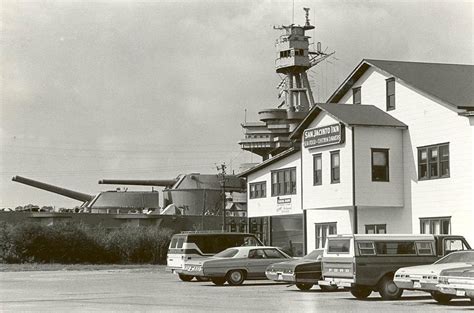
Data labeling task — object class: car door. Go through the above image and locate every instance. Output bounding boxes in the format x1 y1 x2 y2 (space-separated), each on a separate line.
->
246 249 271 279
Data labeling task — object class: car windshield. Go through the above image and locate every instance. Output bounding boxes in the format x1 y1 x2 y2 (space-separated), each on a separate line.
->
214 248 239 258
303 250 323 260
435 251 474 264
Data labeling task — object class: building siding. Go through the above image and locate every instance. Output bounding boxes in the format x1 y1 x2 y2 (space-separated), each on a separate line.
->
247 152 301 218
342 67 474 244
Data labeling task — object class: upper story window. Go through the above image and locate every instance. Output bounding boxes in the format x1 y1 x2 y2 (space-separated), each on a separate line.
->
386 78 395 111
365 224 387 234
371 148 389 182
313 154 322 186
418 143 449 180
330 151 340 184
249 181 266 199
353 87 361 104
271 168 296 196
420 217 450 234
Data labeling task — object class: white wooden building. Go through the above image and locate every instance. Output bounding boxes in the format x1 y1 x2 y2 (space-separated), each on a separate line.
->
241 59 474 253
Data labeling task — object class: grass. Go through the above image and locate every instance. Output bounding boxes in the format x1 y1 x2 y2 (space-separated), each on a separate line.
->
0 263 166 272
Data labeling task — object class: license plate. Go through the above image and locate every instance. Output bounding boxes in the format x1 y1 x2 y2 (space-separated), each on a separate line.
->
277 274 283 280
456 290 466 297
413 281 421 289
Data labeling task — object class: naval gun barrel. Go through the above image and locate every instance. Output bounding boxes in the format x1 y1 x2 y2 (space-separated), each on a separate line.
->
12 175 94 202
98 179 178 187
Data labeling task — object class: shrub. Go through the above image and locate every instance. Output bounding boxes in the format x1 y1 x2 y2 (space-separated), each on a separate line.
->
0 221 173 264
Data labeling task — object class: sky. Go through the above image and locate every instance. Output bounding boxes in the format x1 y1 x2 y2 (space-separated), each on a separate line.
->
1 0 473 208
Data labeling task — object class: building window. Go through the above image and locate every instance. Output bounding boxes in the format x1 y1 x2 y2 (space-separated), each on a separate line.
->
365 224 387 234
271 168 296 196
330 151 340 183
313 154 322 185
353 87 361 104
420 217 451 234
418 143 449 180
249 181 266 199
315 222 337 249
371 149 389 182
386 78 395 110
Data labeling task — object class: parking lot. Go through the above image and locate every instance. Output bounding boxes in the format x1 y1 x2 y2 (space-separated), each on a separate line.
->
0 266 471 312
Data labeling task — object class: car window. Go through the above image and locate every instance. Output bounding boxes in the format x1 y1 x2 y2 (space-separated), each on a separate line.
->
327 239 350 253
435 251 474 264
176 238 185 249
214 248 239 258
248 249 266 259
169 238 178 249
303 250 323 260
263 249 286 259
445 239 467 253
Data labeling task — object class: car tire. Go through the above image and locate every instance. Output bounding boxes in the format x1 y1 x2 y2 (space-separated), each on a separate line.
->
211 277 226 286
320 285 338 292
431 291 453 304
378 276 403 300
350 285 372 299
295 283 313 291
178 274 194 282
226 270 246 286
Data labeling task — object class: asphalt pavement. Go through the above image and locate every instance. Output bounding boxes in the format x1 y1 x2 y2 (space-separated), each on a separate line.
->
0 266 472 312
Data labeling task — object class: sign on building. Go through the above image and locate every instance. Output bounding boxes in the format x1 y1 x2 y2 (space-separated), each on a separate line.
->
303 123 345 148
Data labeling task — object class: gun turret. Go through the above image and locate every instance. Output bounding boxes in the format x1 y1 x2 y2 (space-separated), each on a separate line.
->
98 179 178 187
12 176 94 203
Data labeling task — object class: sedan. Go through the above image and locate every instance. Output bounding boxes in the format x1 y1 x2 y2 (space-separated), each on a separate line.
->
394 250 474 302
180 246 291 286
265 249 337 291
436 264 474 304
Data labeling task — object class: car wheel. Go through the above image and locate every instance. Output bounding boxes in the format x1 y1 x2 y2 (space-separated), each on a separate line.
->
431 291 453 304
295 283 313 291
195 276 209 282
320 285 338 292
178 274 194 282
211 277 226 286
378 276 403 300
350 285 372 299
226 270 245 286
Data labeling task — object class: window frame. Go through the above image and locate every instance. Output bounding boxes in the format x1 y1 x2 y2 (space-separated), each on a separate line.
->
371 148 390 182
353 87 361 105
417 143 450 181
330 150 340 184
315 222 337 249
249 181 266 199
365 224 387 234
420 216 451 235
386 77 395 111
271 167 297 196
313 153 322 186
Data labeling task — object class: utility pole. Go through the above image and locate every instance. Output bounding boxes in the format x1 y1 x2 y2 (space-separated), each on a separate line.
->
216 163 227 232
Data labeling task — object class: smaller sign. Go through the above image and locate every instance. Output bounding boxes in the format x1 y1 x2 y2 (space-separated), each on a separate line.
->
303 123 345 148
276 197 292 213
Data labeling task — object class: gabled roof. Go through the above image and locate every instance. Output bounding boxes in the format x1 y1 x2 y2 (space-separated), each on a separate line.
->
238 147 299 177
290 103 407 139
328 59 474 109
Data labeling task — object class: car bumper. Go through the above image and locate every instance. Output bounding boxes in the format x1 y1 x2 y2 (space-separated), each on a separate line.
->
319 277 354 288
437 284 474 298
266 272 296 283
166 266 184 274
394 278 437 291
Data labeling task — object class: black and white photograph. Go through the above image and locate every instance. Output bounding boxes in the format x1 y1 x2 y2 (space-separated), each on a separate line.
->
1 0 473 311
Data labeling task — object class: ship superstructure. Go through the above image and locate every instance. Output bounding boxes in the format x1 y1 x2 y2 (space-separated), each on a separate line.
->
239 8 333 160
